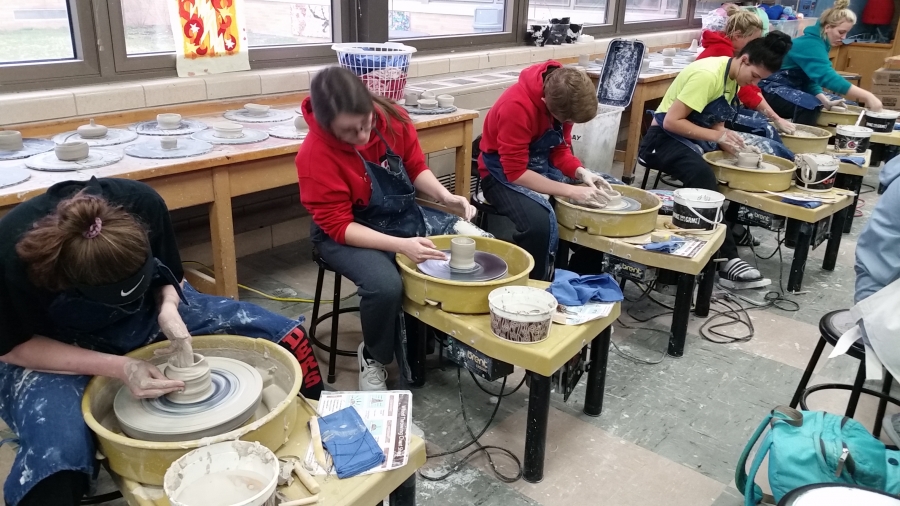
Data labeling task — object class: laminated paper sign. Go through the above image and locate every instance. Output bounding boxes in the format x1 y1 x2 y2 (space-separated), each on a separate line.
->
169 0 250 77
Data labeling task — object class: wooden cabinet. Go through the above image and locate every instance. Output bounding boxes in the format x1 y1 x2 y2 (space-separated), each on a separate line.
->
833 43 893 90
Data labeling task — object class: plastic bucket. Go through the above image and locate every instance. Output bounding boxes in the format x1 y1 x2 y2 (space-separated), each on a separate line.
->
672 188 724 231
795 154 839 193
862 110 900 133
834 125 873 153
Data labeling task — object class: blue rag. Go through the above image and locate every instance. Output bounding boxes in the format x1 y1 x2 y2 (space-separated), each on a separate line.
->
548 269 623 305
837 156 865 166
782 198 822 209
642 239 685 253
317 406 386 479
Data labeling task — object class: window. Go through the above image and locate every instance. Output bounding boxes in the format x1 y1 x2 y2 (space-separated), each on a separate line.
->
624 0 685 23
1 0 75 64
694 0 720 18
528 0 609 27
389 0 506 39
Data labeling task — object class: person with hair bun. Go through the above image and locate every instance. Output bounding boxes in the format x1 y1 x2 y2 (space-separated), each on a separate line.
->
0 177 324 506
638 32 794 284
699 8 797 137
759 0 884 125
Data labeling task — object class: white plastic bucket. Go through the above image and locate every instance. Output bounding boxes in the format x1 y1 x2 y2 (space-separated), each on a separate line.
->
834 125 873 153
862 109 900 133
571 105 624 175
795 154 839 193
164 441 279 506
672 188 724 230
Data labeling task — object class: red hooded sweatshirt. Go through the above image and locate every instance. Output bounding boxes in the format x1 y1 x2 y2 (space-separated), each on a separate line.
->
698 31 763 110
478 61 583 181
295 96 430 244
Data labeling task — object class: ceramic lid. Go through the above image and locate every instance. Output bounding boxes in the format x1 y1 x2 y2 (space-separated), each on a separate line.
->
836 125 874 137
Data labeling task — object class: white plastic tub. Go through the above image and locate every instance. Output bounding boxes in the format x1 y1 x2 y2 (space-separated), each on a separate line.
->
571 105 624 176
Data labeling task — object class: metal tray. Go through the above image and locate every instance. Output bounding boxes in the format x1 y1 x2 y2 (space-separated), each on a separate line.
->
597 38 645 108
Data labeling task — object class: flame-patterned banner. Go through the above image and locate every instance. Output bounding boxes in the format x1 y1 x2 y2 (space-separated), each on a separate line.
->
168 0 250 77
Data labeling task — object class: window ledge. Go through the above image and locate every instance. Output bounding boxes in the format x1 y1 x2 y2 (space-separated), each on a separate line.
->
0 28 698 127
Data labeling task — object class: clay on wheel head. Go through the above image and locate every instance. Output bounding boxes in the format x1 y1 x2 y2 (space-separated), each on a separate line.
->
165 353 214 404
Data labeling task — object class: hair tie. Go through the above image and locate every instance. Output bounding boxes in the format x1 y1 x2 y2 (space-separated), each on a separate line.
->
84 217 102 239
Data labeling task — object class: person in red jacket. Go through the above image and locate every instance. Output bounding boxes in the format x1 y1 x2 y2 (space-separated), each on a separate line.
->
699 8 796 137
296 67 480 391
478 62 614 280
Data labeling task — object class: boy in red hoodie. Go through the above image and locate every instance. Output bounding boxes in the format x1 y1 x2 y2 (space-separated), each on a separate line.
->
698 7 795 135
478 62 613 280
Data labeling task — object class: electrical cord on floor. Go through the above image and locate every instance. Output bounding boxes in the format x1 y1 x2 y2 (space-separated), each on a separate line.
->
182 260 358 304
860 183 876 194
468 369 526 398
419 368 523 483
855 198 865 218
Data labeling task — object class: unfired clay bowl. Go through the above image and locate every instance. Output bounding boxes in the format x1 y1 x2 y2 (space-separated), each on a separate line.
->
0 131 24 151
213 122 244 139
77 119 108 139
293 116 305 131
736 152 761 168
157 114 183 130
417 99 438 110
420 91 435 99
661 47 677 57
244 103 270 117
160 137 178 150
405 91 420 106
437 95 454 108
606 190 623 207
55 141 89 161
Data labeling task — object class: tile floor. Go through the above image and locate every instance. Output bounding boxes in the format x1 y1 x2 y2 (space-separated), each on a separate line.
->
0 163 892 505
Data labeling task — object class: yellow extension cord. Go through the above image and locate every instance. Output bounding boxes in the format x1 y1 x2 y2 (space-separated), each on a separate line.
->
182 260 357 304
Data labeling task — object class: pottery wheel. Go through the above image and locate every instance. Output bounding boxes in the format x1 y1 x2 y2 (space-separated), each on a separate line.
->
25 148 124 172
52 129 138 147
192 128 269 145
125 139 213 159
418 250 508 282
0 166 32 188
130 119 208 136
567 196 642 212
401 105 458 115
718 159 782 172
268 125 308 140
224 109 293 123
0 139 55 161
114 357 263 442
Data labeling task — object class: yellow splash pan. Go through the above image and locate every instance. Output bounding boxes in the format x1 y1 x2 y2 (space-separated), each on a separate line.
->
780 124 831 154
397 235 533 314
704 151 796 192
555 185 661 237
817 105 865 128
82 335 302 486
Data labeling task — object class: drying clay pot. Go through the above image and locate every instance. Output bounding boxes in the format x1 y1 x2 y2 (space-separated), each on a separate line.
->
160 137 178 150
157 113 183 130
663 56 674 67
0 131 24 151
437 94 454 108
293 115 305 131
417 99 438 110
405 90 420 106
244 103 270 117
736 152 761 168
77 119 108 139
578 54 590 67
641 58 651 73
661 47 677 57
165 353 213 404
55 141 89 161
420 91 435 99
449 237 476 270
213 122 244 139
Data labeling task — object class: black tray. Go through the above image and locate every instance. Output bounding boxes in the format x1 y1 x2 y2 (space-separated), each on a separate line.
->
597 38 645 109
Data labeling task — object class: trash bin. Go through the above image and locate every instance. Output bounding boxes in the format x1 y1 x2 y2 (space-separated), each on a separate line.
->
571 105 624 176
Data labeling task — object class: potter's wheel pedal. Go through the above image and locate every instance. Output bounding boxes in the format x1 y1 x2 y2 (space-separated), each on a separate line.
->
113 357 263 442
418 250 508 282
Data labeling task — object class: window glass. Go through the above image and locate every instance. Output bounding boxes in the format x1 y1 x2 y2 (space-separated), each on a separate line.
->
389 0 507 39
625 0 685 23
0 0 75 65
528 0 608 26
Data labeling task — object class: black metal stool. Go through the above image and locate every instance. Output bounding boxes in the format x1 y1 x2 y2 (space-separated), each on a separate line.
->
469 134 500 230
791 309 900 438
309 247 360 384
638 156 683 190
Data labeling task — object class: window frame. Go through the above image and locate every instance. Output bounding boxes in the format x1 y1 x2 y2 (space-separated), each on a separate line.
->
385 0 526 50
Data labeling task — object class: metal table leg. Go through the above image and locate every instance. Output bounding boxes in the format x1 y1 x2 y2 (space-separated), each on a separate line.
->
835 173 862 234
787 220 813 293
556 239 571 271
694 258 716 318
405 314 428 388
668 272 695 357
386 475 416 506
584 327 612 417
523 372 552 483
822 206 849 272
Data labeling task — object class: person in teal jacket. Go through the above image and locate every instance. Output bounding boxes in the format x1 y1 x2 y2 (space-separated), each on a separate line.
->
759 0 883 125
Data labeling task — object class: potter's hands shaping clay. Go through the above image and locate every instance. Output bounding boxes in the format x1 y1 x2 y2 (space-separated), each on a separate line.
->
568 185 607 207
717 130 745 155
820 96 846 111
774 117 796 136
398 237 447 264
155 305 194 368
122 358 185 399
575 167 614 197
440 193 477 221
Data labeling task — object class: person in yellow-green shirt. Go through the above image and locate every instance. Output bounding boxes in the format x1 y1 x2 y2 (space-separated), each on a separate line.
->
638 31 793 283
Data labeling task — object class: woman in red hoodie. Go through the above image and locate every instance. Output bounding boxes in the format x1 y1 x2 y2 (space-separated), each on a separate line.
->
699 8 796 137
478 62 615 281
296 67 480 391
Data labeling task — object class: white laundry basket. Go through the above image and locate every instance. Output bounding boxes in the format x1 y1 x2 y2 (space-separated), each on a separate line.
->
571 105 624 176
332 42 417 100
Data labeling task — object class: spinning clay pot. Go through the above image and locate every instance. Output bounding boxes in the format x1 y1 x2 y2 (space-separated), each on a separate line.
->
449 237 476 270
164 354 213 404
736 152 761 168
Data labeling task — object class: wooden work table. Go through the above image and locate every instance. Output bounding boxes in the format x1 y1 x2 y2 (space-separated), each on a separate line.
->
0 96 478 299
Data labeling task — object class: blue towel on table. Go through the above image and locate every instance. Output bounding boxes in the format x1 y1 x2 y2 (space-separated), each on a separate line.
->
548 269 623 305
782 198 822 209
642 239 685 253
318 406 385 479
837 156 865 166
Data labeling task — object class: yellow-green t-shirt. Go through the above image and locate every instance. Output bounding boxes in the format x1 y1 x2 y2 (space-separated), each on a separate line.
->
656 57 737 115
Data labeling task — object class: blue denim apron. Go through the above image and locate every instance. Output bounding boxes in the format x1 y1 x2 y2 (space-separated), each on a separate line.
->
759 68 826 111
653 59 794 160
0 262 299 505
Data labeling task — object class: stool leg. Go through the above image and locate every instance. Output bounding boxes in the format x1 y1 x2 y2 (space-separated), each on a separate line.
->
310 266 326 340
653 170 662 190
874 373 894 438
640 166 651 190
327 274 342 384
790 337 827 408
845 360 867 418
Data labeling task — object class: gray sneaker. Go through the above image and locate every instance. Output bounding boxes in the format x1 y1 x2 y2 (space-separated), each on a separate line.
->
358 342 387 391
883 413 900 447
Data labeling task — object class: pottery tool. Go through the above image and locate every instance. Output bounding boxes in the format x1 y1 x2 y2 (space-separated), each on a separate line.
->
0 138 55 161
297 394 329 470
25 147 124 172
224 108 294 123
52 129 138 147
418 250 508 282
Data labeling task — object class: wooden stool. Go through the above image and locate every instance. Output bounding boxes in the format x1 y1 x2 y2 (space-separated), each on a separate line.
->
309 247 360 384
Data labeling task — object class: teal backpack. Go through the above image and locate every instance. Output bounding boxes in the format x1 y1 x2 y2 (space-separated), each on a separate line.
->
736 406 900 505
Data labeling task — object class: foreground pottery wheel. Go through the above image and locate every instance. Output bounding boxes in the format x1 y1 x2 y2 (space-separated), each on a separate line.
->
703 151 796 192
396 236 533 314
82 335 301 486
556 185 661 237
